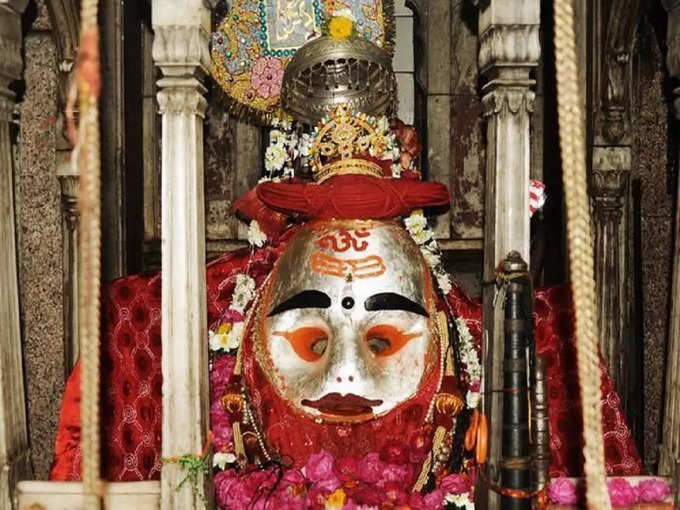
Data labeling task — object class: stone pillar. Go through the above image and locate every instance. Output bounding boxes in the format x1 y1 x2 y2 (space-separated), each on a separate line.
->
57 164 79 375
659 0 680 477
151 2 214 507
588 0 641 441
0 0 32 507
45 0 80 377
477 2 540 508
591 146 631 409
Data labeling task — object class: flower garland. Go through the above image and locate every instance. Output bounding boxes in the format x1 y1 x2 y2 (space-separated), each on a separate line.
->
403 210 452 295
208 220 265 355
208 345 477 508
262 111 426 186
456 317 481 409
403 210 481 411
549 477 671 507
261 117 308 182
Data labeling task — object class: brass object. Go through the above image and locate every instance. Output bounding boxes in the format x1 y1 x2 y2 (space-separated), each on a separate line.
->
434 392 464 417
220 393 244 414
281 36 397 124
315 158 383 183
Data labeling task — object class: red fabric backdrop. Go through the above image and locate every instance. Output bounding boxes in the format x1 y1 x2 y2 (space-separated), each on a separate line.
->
49 245 641 481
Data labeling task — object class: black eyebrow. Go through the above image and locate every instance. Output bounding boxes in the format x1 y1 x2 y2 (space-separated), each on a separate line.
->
364 293 428 317
268 290 332 316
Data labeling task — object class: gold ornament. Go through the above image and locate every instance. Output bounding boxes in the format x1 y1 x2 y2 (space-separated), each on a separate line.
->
434 392 464 417
309 105 390 182
220 393 244 414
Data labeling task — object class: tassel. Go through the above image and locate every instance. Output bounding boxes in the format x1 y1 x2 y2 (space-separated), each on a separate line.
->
233 421 246 465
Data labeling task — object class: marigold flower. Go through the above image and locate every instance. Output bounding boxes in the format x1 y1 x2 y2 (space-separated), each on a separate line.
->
328 16 354 40
325 488 347 509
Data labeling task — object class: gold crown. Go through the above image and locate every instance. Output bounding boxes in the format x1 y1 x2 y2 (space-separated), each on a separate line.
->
309 105 393 183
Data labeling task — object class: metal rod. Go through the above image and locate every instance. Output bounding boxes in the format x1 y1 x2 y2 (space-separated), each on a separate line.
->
531 355 550 490
501 251 531 510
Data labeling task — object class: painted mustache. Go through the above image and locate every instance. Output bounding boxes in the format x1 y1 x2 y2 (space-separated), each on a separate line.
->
301 393 383 416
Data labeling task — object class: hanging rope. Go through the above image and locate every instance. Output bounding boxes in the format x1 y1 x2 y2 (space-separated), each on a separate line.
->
552 0 610 508
72 0 101 506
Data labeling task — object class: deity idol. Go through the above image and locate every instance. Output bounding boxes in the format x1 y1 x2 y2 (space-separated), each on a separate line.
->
207 104 482 507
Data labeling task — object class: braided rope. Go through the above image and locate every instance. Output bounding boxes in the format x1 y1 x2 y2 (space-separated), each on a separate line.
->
552 0 610 507
76 0 101 507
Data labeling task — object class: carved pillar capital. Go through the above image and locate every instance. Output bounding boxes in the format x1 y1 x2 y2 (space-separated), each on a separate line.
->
152 25 211 79
591 146 631 204
482 87 535 117
478 24 540 74
157 78 208 117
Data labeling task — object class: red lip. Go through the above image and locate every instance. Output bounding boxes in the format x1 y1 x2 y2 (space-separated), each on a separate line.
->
301 393 383 416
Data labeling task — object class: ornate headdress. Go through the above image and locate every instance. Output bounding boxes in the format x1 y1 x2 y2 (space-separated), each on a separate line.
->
309 105 395 182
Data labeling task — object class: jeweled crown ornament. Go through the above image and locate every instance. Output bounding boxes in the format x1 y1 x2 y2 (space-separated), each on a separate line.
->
310 105 395 182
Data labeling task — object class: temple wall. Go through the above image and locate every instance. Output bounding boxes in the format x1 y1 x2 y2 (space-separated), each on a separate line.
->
631 19 673 471
450 1 485 241
16 1 64 480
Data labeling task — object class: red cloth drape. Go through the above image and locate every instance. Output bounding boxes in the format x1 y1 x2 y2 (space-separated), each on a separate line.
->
49 243 641 481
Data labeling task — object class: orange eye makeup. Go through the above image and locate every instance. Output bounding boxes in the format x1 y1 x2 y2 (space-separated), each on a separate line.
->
273 327 329 362
364 324 421 357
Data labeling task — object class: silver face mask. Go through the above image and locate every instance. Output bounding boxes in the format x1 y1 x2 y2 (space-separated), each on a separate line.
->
253 219 439 423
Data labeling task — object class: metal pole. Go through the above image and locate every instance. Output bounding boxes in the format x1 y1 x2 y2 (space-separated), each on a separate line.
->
501 251 531 510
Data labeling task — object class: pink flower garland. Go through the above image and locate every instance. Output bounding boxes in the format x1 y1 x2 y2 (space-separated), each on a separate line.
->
212 443 474 509
549 477 671 506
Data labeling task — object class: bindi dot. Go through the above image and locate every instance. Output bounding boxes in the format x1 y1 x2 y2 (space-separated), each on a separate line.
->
341 296 355 309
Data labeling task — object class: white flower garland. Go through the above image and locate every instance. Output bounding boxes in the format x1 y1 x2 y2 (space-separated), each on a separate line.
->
444 492 475 509
404 210 481 410
208 322 245 352
456 317 481 409
261 117 302 181
213 451 237 470
247 220 267 248
209 221 267 354
403 211 452 295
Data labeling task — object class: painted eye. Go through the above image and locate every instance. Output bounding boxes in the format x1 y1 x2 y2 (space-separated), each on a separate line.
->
364 325 421 357
310 337 328 355
273 327 329 362
367 336 391 354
